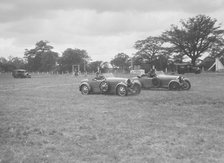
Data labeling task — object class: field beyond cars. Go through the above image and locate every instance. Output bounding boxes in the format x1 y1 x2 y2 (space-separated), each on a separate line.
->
79 73 141 96
133 71 191 90
12 69 31 78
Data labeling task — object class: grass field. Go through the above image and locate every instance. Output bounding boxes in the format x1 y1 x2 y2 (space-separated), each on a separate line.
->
0 72 224 163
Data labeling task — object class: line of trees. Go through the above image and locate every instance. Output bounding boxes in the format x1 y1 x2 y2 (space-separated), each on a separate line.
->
1 14 224 73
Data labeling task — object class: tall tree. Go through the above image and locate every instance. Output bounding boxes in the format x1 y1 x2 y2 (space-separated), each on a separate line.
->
100 61 113 73
0 57 8 72
59 48 90 72
209 37 224 58
9 57 26 69
24 40 54 71
87 61 102 73
162 15 224 65
110 53 130 71
40 51 59 72
134 36 166 70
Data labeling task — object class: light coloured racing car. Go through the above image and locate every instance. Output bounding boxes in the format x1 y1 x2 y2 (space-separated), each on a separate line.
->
132 71 191 90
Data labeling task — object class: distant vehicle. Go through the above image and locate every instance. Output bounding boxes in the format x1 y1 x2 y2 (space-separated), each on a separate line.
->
132 71 191 90
12 69 31 78
79 73 141 96
175 63 201 74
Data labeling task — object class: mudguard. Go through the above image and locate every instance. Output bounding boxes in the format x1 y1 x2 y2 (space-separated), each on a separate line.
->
79 82 91 92
115 82 127 91
132 80 142 88
183 78 190 82
168 80 180 87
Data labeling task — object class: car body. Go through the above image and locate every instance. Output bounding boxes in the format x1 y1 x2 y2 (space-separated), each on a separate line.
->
175 63 201 74
79 74 141 96
12 69 31 78
132 71 191 90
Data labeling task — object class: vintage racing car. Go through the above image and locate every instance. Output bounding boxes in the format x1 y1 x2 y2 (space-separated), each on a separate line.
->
79 73 141 96
175 63 201 74
12 69 31 78
132 71 191 90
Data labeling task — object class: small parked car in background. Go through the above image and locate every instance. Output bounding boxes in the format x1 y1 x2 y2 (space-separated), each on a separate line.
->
12 69 31 78
79 73 141 96
132 71 191 90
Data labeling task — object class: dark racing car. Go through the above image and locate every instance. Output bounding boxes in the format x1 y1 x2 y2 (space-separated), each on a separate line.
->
79 73 141 96
133 71 191 90
12 69 31 78
175 63 201 74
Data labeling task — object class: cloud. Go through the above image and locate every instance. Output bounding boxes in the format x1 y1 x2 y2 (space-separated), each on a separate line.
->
1 0 224 23
0 0 224 61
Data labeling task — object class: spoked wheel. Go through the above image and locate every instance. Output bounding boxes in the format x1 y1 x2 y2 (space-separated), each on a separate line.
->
182 80 191 90
80 85 90 95
99 81 109 93
117 85 127 96
169 82 180 91
131 84 141 95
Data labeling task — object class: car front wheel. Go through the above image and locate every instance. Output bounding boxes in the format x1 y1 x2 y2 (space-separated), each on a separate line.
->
117 85 127 96
182 80 191 90
80 85 90 95
131 84 141 95
169 82 180 90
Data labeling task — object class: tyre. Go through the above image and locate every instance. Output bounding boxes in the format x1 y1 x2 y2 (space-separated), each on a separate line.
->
131 84 141 95
182 80 191 90
169 82 180 90
80 85 90 95
116 85 127 96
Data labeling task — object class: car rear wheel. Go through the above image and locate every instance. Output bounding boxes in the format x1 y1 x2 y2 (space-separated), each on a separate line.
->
169 82 180 90
80 85 90 95
182 80 191 90
117 85 127 96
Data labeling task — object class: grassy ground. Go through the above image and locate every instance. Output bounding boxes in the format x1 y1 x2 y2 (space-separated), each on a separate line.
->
0 72 224 163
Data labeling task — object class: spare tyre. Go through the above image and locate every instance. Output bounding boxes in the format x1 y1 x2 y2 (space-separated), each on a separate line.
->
99 81 109 93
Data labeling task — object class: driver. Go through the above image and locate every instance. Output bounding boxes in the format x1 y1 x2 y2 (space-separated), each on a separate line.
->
95 71 104 80
148 68 156 77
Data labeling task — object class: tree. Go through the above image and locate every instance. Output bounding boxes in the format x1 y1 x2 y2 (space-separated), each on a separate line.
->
110 53 130 72
40 51 59 72
59 48 90 73
8 57 26 69
134 36 167 71
209 37 224 59
162 15 224 65
24 40 54 71
0 57 8 72
201 56 215 71
87 61 102 73
100 61 113 73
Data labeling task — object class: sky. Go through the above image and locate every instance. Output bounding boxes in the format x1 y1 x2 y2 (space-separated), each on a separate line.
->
0 0 224 62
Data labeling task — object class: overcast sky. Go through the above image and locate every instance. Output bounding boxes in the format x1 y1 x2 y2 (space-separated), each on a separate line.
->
1 0 224 61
